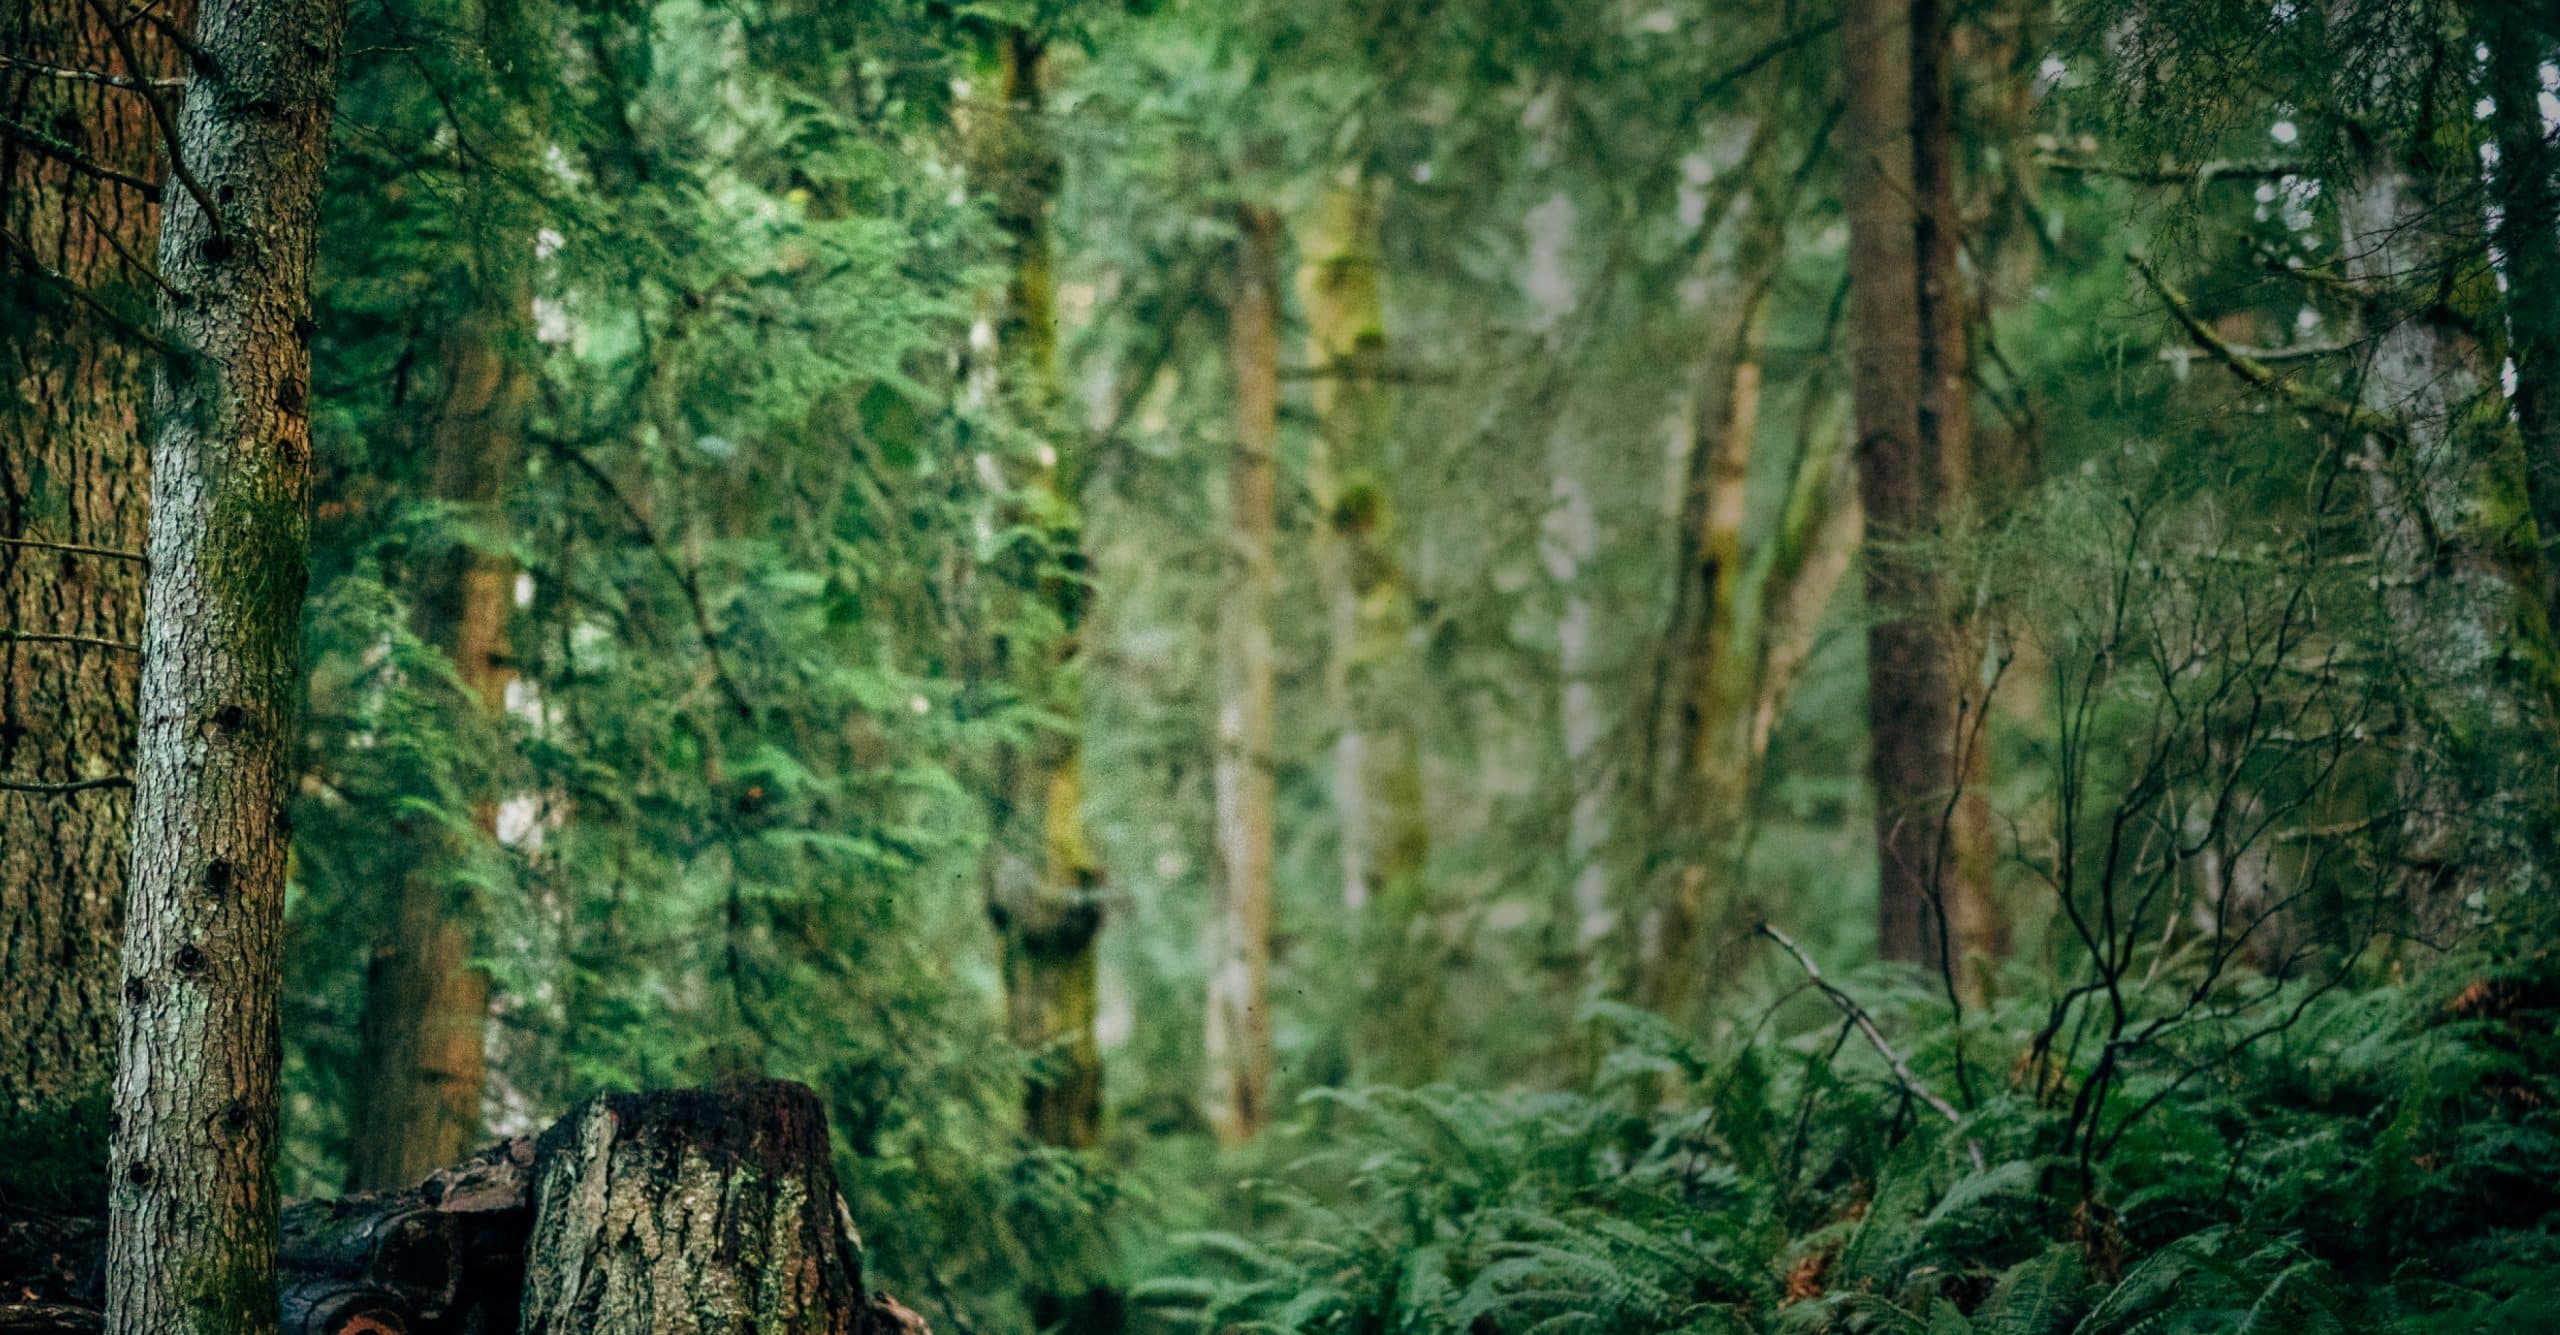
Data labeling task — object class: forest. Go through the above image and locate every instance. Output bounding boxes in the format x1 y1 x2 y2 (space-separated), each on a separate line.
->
6 0 2560 1330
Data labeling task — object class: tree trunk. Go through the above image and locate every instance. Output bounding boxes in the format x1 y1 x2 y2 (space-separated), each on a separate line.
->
2482 6 2560 632
103 0 347 1329
1206 205 1280 1145
344 296 528 1190
518 1082 869 1333
2339 132 2560 924
0 0 176 1114
971 30 1104 1151
1542 424 1616 964
1638 180 1783 1016
1838 0 2000 984
1300 179 1437 1079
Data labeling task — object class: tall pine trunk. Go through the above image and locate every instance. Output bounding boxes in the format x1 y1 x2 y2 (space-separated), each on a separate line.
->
105 0 347 1327
1206 204 1280 1145
1839 0 2000 985
0 0 175 1114
344 294 528 1188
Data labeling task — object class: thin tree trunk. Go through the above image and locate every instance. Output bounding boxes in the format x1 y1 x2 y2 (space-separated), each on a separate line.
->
1301 179 1436 1078
1542 424 1616 962
0 0 174 1114
2483 7 2560 631
972 31 1104 1151
104 0 347 1328
1839 0 1999 982
344 295 528 1189
1206 204 1279 1145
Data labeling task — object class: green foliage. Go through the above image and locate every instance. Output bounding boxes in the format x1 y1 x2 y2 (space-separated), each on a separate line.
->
1144 955 2560 1333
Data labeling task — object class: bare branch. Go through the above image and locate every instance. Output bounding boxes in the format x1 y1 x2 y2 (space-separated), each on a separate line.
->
0 224 182 358
0 773 133 795
0 535 148 564
0 629 139 652
83 0 224 243
1756 922 1988 1172
0 113 164 198
0 50 184 89
2132 254 2403 439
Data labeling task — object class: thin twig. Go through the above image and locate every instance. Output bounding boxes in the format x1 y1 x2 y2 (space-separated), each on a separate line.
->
1756 921 1988 1172
0 51 183 89
0 113 164 198
0 773 133 795
2036 152 2300 185
540 437 756 721
0 629 139 652
0 535 148 564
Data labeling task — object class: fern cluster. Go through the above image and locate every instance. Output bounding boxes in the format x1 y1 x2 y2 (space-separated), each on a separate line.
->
1142 951 2560 1333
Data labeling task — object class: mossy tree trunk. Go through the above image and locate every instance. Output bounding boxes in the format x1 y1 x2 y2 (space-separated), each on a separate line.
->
0 0 181 1115
103 0 347 1328
1300 178 1437 1080
2339 116 2560 923
971 29 1104 1151
2481 5 2560 633
1206 204 1280 1145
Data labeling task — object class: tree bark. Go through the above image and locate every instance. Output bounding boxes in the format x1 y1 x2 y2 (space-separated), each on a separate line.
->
2338 124 2560 924
344 295 528 1190
1206 204 1280 1145
0 0 176 1114
1838 0 2000 983
518 1082 869 1333
103 0 347 1328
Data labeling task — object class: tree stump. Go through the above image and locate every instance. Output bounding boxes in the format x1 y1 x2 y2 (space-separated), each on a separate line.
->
518 1080 870 1333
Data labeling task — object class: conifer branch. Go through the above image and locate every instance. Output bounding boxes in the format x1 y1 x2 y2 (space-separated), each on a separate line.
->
0 113 164 198
2132 253 2402 440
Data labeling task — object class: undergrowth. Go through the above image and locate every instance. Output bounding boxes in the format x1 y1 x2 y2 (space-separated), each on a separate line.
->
1138 950 2560 1333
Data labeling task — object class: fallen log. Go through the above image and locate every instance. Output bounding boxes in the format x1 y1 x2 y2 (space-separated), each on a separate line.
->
277 1135 538 1333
